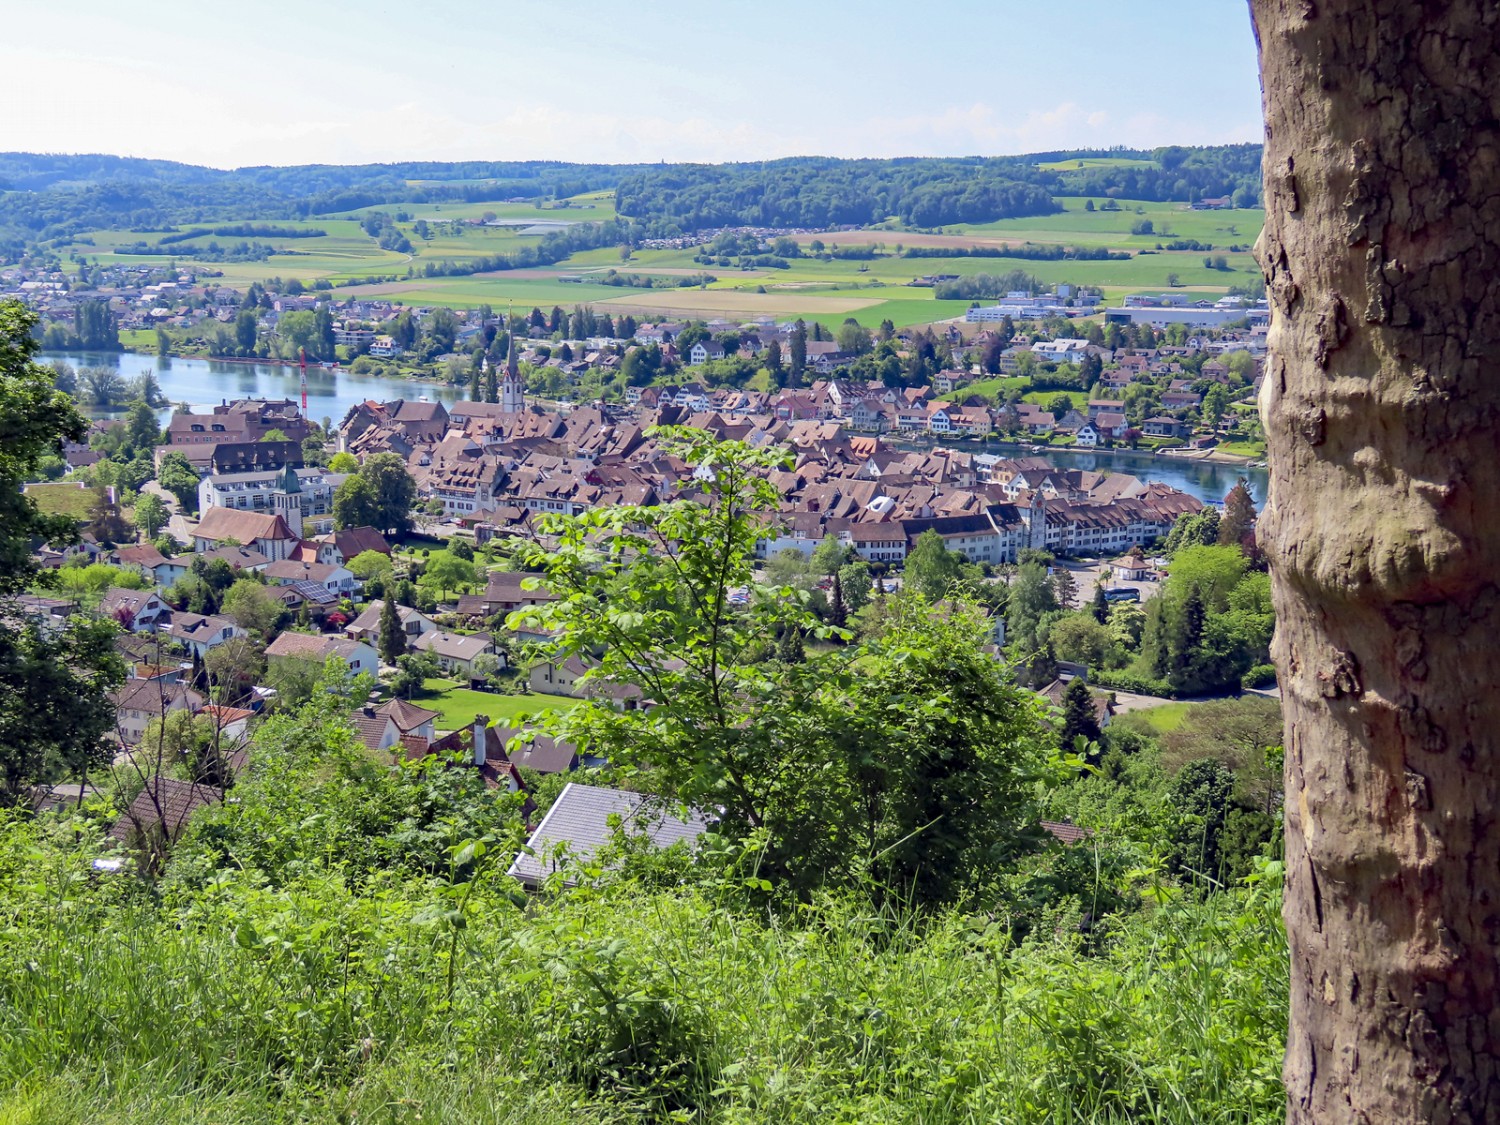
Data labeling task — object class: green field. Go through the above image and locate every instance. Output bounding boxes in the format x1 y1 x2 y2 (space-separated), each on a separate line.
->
415 678 578 731
1034 157 1158 171
23 482 95 519
1127 701 1194 732
77 191 1264 329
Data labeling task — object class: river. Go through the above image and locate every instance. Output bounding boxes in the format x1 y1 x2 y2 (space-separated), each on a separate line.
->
964 441 1267 507
45 351 465 432
45 351 1265 506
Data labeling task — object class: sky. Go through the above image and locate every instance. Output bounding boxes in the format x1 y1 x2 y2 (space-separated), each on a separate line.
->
5 2 1264 168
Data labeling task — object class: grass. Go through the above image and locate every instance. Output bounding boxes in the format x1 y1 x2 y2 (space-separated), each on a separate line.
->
415 677 577 730
1128 700 1195 733
1215 440 1267 459
22 482 94 519
0 809 1289 1124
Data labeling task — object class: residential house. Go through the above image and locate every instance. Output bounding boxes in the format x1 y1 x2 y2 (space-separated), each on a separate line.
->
108 776 223 846
345 600 437 647
350 697 440 753
113 544 190 590
264 633 379 676
163 612 242 657
111 679 206 747
497 726 580 774
99 588 171 632
192 508 302 561
507 782 711 889
412 630 498 680
261 559 359 598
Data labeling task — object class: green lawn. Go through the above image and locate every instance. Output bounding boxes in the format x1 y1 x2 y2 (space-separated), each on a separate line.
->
414 678 578 731
23 482 95 519
1128 701 1194 733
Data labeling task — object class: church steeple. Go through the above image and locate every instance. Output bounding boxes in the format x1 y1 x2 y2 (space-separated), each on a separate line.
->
500 310 525 413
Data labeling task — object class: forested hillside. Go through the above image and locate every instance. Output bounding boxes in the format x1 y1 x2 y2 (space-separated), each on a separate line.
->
614 156 1061 228
0 145 1262 260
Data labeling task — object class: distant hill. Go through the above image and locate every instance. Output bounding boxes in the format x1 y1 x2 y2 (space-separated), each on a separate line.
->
0 145 1262 261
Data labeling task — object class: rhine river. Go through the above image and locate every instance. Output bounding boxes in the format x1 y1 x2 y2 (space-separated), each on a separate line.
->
44 352 1266 506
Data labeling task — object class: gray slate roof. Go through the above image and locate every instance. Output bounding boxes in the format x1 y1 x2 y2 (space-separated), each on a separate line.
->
507 782 711 888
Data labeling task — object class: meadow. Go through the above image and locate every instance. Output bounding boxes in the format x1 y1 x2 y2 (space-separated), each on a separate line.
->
78 192 1264 328
415 678 578 731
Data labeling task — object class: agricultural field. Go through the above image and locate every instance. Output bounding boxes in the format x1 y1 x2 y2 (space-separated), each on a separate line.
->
1034 156 1158 171
75 191 1264 330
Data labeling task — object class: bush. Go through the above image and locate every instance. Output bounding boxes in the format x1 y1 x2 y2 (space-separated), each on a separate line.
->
1093 669 1173 697
1242 663 1277 689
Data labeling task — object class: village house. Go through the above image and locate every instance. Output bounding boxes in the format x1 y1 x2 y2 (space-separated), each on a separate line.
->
350 697 439 753
265 632 379 677
345 600 437 648
111 679 206 747
192 508 302 561
99 588 171 632
162 612 242 657
411 630 498 681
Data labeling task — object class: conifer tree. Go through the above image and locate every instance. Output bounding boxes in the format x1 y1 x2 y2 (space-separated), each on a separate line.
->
775 624 804 664
1059 676 1101 747
829 572 848 630
377 596 406 666
1091 583 1110 625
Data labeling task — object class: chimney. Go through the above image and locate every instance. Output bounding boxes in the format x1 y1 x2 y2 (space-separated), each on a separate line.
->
472 714 489 766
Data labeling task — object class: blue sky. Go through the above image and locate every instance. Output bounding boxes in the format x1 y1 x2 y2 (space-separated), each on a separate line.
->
5 1 1263 167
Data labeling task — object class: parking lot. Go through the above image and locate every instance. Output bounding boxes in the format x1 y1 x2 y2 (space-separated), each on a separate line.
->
1050 557 1164 610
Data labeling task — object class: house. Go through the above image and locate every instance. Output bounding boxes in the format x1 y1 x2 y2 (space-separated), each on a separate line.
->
107 776 223 845
261 559 358 598
411 630 498 680
313 526 391 566
98 588 171 632
528 654 590 696
417 715 526 791
1110 549 1152 582
192 508 301 561
345 600 437 647
688 340 725 365
1015 404 1056 434
506 782 712 889
350 697 440 753
458 570 557 618
264 633 378 677
1074 421 1102 447
15 594 77 634
195 545 271 572
111 679 206 747
113 544 190 590
1143 416 1185 439
162 611 242 657
497 725 580 774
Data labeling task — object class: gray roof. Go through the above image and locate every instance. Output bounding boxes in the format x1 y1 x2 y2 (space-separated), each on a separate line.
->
507 782 711 888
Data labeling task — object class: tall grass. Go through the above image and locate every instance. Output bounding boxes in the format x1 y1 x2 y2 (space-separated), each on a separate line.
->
0 819 1285 1123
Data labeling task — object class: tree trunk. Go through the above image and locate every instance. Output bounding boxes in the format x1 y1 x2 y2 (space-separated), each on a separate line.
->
1251 3 1500 1121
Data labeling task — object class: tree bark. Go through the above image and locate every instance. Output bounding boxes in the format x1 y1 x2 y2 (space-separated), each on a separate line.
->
1251 3 1500 1121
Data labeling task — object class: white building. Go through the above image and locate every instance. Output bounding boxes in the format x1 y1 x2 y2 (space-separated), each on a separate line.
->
198 465 336 535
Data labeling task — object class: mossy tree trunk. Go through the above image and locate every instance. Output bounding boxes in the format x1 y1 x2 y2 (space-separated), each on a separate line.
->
1251 3 1500 1121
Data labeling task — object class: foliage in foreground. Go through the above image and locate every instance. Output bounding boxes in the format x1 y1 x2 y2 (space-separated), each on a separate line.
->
0 807 1286 1124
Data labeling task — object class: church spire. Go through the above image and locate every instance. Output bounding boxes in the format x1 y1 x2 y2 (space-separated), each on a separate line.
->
500 303 525 413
